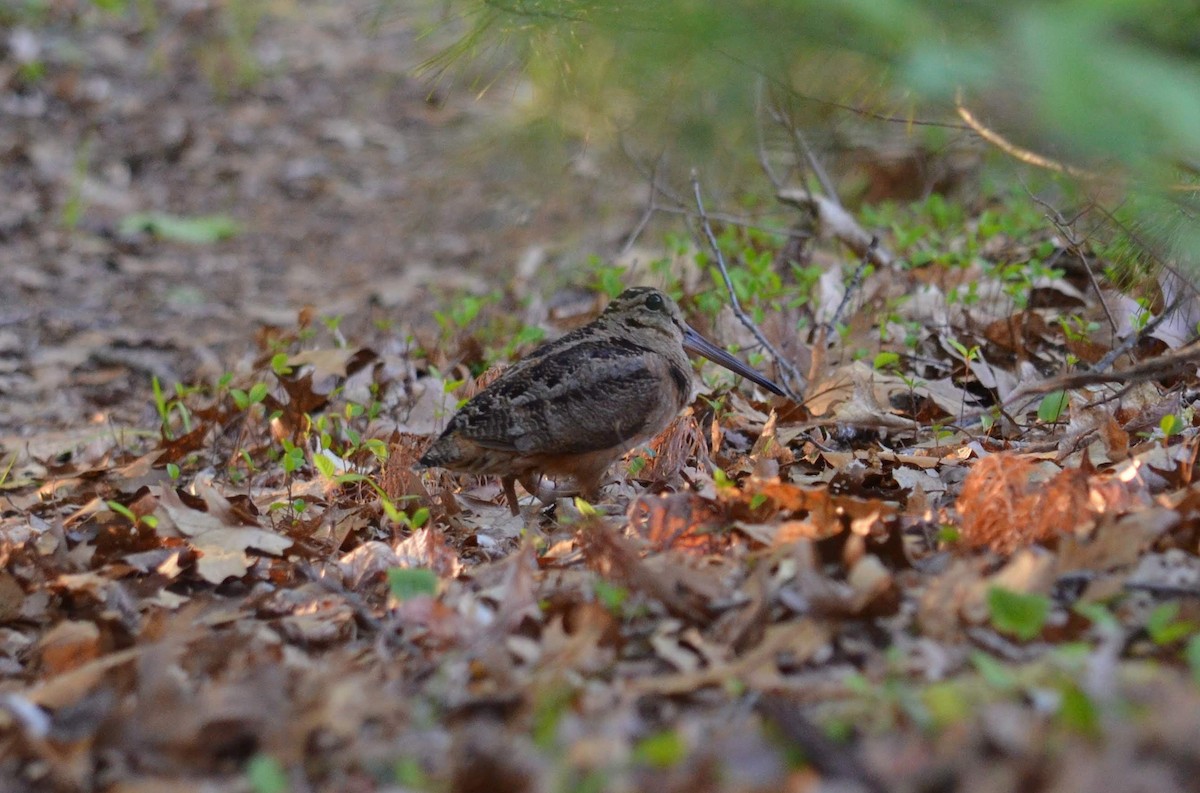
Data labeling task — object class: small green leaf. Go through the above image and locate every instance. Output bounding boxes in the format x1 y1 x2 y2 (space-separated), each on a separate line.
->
923 681 970 727
106 500 137 523
712 467 735 491
248 382 269 404
1160 413 1184 437
393 757 427 788
594 580 628 612
387 567 439 601
151 376 167 421
90 0 129 12
1037 390 1068 423
531 685 574 749
1187 635 1200 687
312 453 336 479
245 754 288 793
970 650 1017 690
573 497 598 517
873 351 901 369
1057 683 1099 736
270 353 293 376
987 586 1050 641
1145 601 1195 645
120 212 241 244
363 438 389 461
380 495 404 524
280 443 305 474
633 730 686 768
1073 601 1120 631
166 462 180 480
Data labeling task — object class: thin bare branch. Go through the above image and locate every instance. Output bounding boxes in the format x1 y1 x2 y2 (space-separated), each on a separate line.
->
691 173 805 400
768 101 839 203
754 80 785 193
956 96 1099 182
825 239 876 334
1001 340 1200 410
777 189 894 270
619 144 667 256
957 92 1200 194
1024 190 1119 338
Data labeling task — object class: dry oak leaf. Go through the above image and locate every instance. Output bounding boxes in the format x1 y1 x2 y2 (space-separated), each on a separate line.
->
154 485 291 584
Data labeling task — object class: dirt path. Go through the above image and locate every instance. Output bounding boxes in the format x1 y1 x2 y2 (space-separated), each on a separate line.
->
1 1 640 438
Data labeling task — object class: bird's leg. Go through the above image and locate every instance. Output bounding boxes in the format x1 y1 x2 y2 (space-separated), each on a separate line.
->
500 475 521 517
518 473 567 508
516 456 616 511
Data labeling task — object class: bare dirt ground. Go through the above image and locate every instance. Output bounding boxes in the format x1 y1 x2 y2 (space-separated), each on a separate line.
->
1 0 640 439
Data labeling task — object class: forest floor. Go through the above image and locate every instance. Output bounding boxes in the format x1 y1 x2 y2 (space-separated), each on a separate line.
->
3 3 1200 793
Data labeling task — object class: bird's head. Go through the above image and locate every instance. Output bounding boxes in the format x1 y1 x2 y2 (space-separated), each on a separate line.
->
601 287 786 397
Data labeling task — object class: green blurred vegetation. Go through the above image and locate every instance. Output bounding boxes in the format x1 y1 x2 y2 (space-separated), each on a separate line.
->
426 0 1200 267
428 0 1200 173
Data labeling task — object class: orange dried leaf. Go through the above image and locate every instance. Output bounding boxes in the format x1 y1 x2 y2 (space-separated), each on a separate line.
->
37 620 102 677
957 453 1098 553
628 492 724 553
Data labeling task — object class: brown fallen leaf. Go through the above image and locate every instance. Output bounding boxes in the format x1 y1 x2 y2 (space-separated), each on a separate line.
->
37 620 102 677
155 486 291 584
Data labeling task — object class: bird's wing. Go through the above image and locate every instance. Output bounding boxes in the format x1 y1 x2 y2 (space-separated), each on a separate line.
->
449 341 669 456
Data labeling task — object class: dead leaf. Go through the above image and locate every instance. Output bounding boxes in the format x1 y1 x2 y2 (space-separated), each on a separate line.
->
155 486 291 583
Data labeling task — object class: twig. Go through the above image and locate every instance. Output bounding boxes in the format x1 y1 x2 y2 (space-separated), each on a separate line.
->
999 340 1200 415
1088 202 1200 372
777 189 894 270
1025 191 1119 339
955 95 1099 182
619 136 688 207
768 100 839 205
691 173 805 401
754 79 785 193
956 92 1200 194
825 238 876 334
620 144 667 256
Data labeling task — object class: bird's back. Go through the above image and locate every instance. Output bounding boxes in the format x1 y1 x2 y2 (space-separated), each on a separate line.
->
418 331 692 476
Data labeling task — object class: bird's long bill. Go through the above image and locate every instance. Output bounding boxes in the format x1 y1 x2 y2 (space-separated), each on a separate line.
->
682 326 786 397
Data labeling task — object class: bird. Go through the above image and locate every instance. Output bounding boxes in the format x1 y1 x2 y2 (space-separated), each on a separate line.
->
417 286 786 515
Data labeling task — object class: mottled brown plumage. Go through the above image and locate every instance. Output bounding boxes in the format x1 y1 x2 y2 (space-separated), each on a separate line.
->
418 287 785 514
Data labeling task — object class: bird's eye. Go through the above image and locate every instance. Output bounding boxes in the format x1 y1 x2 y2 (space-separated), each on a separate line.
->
644 293 664 312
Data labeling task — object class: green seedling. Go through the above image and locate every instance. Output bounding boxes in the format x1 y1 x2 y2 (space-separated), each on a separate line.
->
1038 390 1068 423
119 212 241 244
245 754 288 793
987 586 1050 641
387 567 439 601
106 500 158 530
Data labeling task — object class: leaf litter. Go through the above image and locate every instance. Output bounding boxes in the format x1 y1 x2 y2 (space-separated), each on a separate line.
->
6 244 1200 791
3 6 1200 793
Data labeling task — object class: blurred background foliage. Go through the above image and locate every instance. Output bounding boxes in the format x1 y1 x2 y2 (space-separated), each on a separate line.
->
422 0 1200 264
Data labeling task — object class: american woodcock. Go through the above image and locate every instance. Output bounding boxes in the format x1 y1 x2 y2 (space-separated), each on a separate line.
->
418 287 786 515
